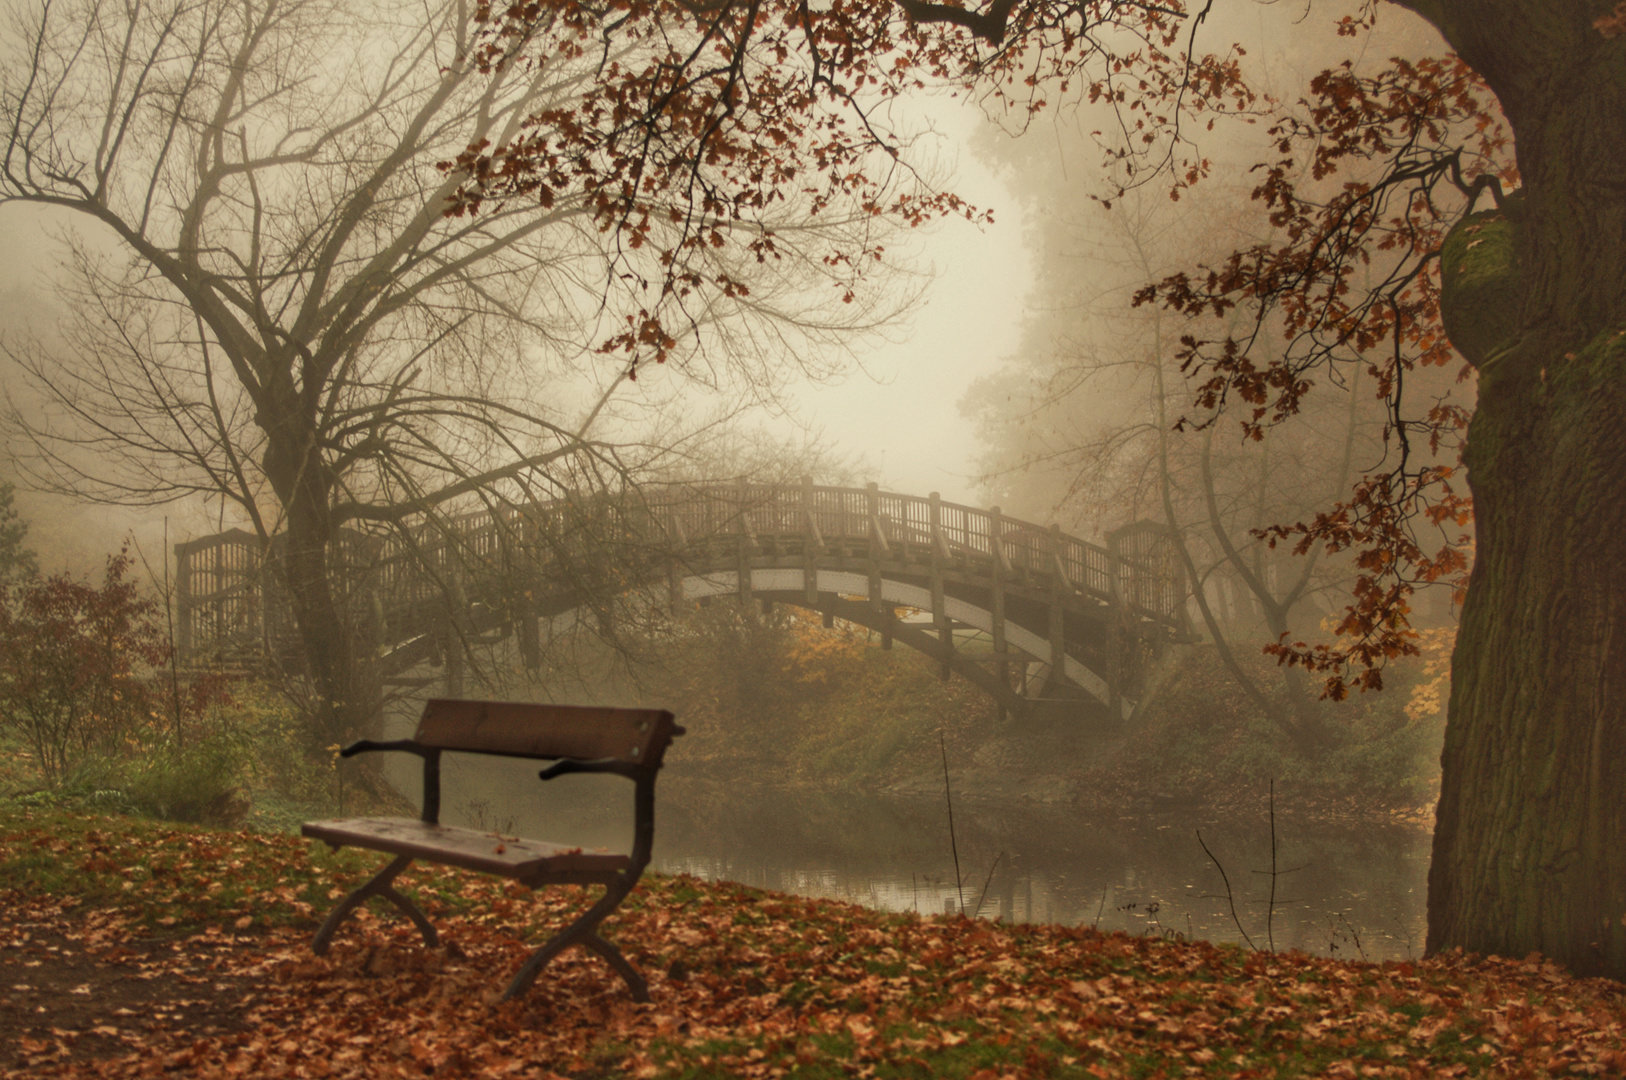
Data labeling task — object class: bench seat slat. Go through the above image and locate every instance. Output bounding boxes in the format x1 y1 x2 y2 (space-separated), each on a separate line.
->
303 818 632 880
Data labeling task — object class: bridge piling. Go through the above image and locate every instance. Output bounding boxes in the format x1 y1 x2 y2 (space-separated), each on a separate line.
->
866 483 891 649
1047 524 1069 696
801 476 821 609
990 507 1011 721
929 492 951 683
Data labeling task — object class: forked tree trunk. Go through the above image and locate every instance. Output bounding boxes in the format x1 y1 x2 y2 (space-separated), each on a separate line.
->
263 399 377 752
1420 0 1626 978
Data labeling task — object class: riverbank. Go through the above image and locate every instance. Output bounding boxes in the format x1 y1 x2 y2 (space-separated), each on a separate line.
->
666 637 1445 832
4 805 1621 1079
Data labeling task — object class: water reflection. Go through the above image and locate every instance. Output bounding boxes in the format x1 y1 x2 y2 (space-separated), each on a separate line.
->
385 748 1430 963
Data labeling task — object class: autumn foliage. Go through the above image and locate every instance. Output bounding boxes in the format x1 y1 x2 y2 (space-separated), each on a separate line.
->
0 548 232 800
0 550 175 786
8 809 1626 1078
1138 45 1509 696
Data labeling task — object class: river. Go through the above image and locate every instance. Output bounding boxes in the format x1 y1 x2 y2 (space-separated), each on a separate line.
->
393 748 1432 964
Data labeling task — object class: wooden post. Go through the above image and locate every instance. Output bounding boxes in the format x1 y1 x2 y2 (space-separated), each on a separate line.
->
174 541 193 654
211 540 224 646
1105 531 1125 717
929 492 951 682
802 475 822 608
736 480 752 609
445 568 468 697
518 612 541 670
1047 523 1067 692
667 510 687 613
990 507 1010 720
866 482 886 627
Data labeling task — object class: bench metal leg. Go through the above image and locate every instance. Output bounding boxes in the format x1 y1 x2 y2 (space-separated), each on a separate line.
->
312 854 438 955
583 931 649 1002
499 879 647 1003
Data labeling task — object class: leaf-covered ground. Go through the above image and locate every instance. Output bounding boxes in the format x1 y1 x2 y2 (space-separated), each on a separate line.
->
4 808 1626 1079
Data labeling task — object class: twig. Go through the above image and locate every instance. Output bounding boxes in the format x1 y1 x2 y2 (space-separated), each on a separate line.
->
1339 912 1367 962
971 851 1003 920
1197 830 1258 951
1267 779 1277 953
940 730 965 916
1094 886 1107 930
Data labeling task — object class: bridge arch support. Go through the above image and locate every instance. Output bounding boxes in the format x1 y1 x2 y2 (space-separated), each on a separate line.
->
679 568 1129 721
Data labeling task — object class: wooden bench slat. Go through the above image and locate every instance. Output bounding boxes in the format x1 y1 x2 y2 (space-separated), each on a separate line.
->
303 817 633 879
414 699 674 763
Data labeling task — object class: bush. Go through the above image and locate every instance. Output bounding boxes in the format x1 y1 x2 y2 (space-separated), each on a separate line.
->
0 546 172 785
121 730 252 825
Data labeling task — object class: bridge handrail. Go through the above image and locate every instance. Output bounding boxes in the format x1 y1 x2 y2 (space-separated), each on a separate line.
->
173 482 1187 652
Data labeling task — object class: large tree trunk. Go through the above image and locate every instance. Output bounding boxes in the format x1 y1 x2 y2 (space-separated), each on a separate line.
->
1420 0 1626 978
262 391 376 750
1430 326 1626 977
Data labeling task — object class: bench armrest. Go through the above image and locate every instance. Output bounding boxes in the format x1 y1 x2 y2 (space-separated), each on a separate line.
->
340 738 432 759
340 739 444 824
538 758 641 781
538 757 660 871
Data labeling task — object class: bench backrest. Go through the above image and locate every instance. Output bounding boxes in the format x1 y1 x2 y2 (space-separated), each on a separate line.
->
414 699 680 769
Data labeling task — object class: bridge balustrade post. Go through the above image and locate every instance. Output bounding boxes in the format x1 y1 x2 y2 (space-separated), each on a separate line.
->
865 483 890 649
802 476 822 609
1046 524 1067 694
989 507 1010 720
928 493 951 682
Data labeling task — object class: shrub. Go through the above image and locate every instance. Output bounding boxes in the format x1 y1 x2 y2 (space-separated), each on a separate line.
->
0 547 171 784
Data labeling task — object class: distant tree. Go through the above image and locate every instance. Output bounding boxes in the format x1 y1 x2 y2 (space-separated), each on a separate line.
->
962 172 1409 756
0 483 36 586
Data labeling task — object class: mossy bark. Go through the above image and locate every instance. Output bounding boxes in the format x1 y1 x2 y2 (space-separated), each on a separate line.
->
1414 0 1626 978
1429 327 1626 977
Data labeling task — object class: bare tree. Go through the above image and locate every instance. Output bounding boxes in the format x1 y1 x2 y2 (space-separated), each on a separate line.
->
0 0 907 742
966 175 1413 755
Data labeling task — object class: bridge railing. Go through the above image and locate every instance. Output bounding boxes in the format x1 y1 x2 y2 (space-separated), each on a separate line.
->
174 482 1187 655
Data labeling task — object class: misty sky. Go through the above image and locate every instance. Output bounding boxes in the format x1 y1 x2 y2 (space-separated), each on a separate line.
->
789 102 1030 509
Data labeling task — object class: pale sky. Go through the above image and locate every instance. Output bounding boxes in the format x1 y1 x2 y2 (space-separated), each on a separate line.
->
786 100 1029 509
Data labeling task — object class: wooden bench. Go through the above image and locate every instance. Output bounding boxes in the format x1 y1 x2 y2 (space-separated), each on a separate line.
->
301 699 683 1002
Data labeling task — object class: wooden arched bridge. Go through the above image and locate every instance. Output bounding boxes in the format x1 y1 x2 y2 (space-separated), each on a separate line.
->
174 482 1192 720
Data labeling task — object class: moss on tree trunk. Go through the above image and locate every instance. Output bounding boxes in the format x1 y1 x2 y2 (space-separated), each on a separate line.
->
1429 325 1626 976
